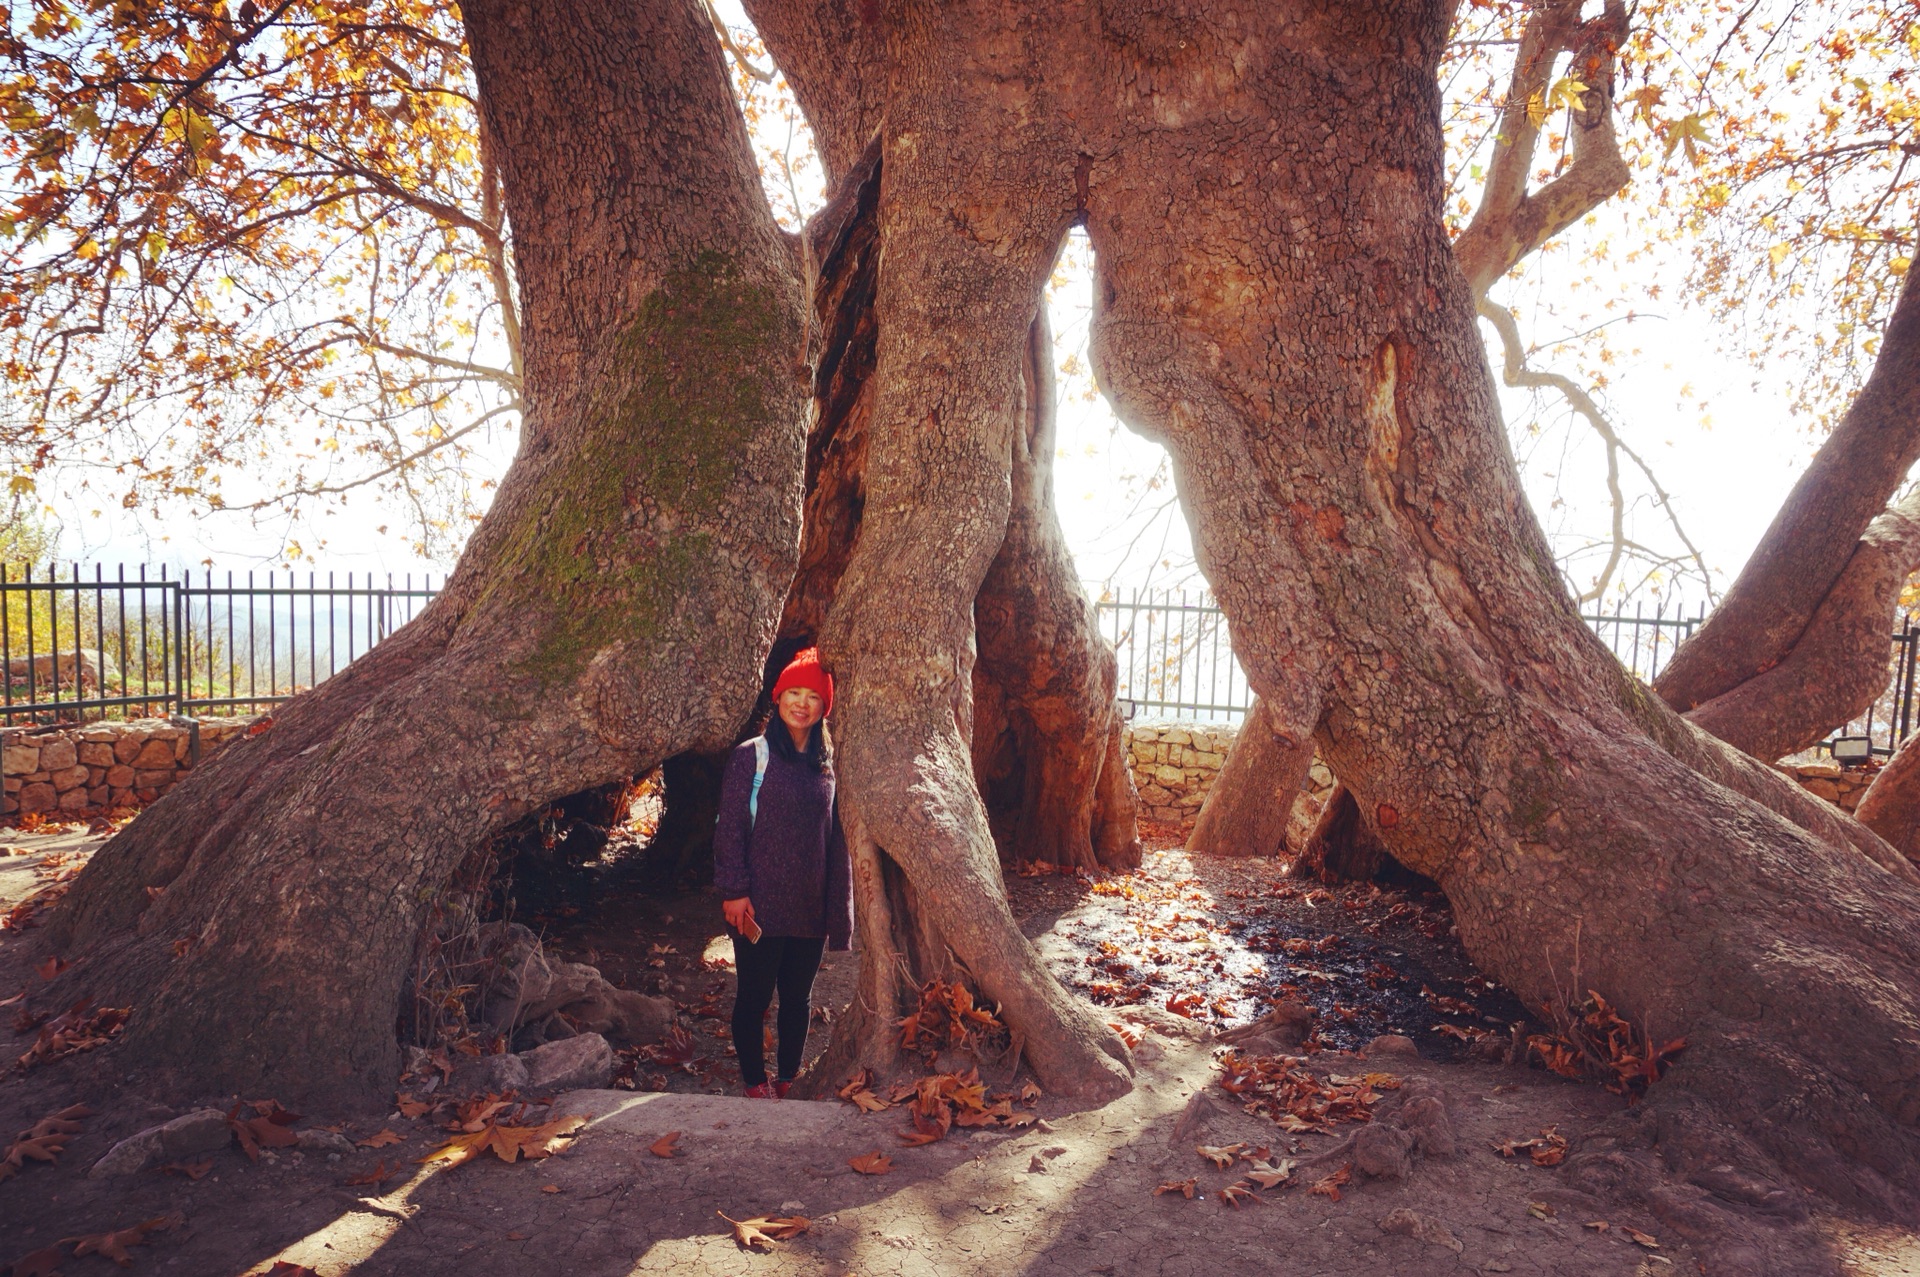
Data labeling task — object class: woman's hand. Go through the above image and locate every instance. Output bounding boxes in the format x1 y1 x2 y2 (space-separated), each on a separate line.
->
723 897 756 933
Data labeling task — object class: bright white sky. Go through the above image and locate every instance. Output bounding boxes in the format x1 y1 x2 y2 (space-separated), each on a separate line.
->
40 15 1832 615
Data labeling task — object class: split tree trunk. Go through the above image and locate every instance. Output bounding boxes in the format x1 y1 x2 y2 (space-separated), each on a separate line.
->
1654 266 1920 759
973 313 1141 871
40 0 807 1107
1186 697 1312 858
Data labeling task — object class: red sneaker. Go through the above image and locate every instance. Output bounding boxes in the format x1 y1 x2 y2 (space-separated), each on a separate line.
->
773 1080 793 1100
743 1082 779 1100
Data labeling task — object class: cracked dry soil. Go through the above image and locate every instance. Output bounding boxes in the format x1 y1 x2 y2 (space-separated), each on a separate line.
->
1 829 1917 1276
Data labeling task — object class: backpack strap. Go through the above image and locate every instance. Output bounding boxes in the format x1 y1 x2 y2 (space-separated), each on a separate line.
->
749 735 770 827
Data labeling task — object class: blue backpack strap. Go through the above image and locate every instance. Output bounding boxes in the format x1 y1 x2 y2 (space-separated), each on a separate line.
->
749 735 769 826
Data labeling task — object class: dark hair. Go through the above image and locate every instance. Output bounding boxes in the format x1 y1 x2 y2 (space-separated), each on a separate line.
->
767 715 831 773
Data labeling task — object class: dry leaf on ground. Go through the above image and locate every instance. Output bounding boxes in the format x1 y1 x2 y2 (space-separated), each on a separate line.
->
850 1150 893 1175
156 1159 213 1181
718 1211 810 1252
1154 1177 1198 1199
1625 1228 1660 1249
358 1129 404 1149
344 1160 395 1189
648 1131 681 1158
1306 1164 1352 1201
1242 1159 1295 1189
6 1246 65 1277
1219 1182 1262 1208
67 1216 173 1265
1 1103 92 1183
418 1115 586 1167
1196 1142 1245 1169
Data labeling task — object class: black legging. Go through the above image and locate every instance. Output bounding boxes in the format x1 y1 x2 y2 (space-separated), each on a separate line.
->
730 934 826 1087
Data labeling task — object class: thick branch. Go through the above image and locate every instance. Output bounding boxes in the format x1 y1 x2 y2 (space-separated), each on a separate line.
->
1656 258 1920 712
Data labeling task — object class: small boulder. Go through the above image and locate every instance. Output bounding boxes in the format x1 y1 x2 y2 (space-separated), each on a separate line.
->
1353 1123 1417 1179
1379 1207 1464 1254
1362 1033 1419 1060
449 1052 531 1096
521 1033 613 1092
90 1108 231 1177
295 1129 356 1155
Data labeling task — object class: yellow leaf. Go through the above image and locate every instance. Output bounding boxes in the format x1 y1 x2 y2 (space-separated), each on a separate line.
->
74 238 100 260
1769 243 1791 267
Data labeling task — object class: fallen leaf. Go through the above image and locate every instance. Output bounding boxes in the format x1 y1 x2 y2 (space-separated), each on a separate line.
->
1624 1228 1660 1249
506 1231 528 1241
1219 1182 1262 1208
1153 1177 1198 1199
718 1211 810 1252
1017 1081 1042 1104
358 1128 403 1148
1196 1142 1245 1169
540 1184 561 1194
1528 1200 1555 1220
7 1247 65 1277
850 1150 893 1175
648 1131 681 1158
849 1090 890 1114
155 1159 213 1180
1306 1164 1352 1202
418 1115 587 1167
1585 1220 1610 1232
344 1160 394 1189
1242 1159 1295 1189
67 1216 172 1266
895 1129 943 1147
395 1094 431 1119
34 956 67 981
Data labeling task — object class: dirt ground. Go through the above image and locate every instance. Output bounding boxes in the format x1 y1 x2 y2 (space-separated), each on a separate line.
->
2 821 1918 1276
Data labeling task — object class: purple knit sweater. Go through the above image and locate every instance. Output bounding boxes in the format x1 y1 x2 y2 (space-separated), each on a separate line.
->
712 738 853 951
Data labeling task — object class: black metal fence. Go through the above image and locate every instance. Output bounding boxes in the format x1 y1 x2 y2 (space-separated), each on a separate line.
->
0 563 441 724
1095 587 1920 756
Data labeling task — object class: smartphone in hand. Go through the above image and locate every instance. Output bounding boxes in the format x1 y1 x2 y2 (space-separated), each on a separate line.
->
740 915 763 944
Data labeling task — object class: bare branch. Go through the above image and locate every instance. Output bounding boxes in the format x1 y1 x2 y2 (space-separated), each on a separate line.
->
1479 297 1713 603
242 399 522 509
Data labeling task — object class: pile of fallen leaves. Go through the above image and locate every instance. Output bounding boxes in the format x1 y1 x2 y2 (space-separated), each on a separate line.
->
897 978 1011 1059
418 1091 586 1168
1217 1051 1400 1134
1492 1126 1570 1167
1 1103 91 1183
226 1099 303 1160
1527 990 1686 1098
836 1066 1045 1144
15 999 129 1072
1155 1140 1353 1208
5 1216 174 1276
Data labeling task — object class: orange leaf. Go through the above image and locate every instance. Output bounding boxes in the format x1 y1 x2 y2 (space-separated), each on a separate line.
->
358 1129 403 1148
649 1131 682 1158
66 1216 172 1265
850 1150 893 1175
1306 1164 1351 1202
719 1211 810 1251
7 1247 65 1277
345 1160 394 1188
1153 1177 1197 1199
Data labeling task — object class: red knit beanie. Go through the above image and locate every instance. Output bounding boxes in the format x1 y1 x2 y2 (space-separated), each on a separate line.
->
772 647 834 717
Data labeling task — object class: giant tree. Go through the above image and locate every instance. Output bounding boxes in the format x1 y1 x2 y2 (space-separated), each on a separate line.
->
38 0 808 1104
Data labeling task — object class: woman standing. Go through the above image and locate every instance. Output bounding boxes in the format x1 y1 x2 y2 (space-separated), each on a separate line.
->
712 648 853 1098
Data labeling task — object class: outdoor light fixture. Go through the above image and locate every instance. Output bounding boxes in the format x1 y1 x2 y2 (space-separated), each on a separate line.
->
1830 736 1874 764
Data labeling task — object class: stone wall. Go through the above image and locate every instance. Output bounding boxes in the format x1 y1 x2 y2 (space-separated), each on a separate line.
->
2 716 257 820
1122 718 1335 832
1785 759 1878 814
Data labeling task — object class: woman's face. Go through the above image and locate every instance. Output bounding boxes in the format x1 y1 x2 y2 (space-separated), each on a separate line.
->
777 685 825 733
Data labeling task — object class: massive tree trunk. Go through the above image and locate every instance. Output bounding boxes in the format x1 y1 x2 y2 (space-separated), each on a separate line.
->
37 0 807 1107
1073 0 1920 1221
752 4 1140 875
1192 0 1633 855
973 313 1142 871
1654 268 1920 758
800 0 1135 1098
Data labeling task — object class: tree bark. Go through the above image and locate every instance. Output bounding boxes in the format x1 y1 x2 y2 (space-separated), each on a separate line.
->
1655 265 1920 723
1186 697 1312 858
805 0 1134 1099
1074 0 1920 1216
38 0 807 1107
1857 735 1920 862
1289 785 1394 885
973 312 1142 871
